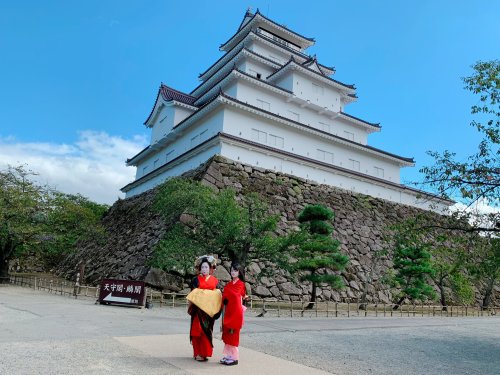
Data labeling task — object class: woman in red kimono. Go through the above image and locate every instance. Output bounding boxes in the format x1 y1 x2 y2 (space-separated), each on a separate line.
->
219 262 248 366
188 256 219 361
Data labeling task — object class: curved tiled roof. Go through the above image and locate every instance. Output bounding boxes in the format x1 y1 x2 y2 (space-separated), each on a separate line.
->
143 84 197 126
193 45 283 96
194 67 294 107
302 55 335 76
192 48 285 99
254 9 315 42
199 29 335 82
339 111 380 128
219 9 315 51
237 9 253 30
160 84 197 105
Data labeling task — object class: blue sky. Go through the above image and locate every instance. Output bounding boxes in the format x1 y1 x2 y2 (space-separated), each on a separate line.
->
1 1 498 204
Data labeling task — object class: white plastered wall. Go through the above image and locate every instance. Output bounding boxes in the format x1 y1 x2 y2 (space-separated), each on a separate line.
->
219 140 445 212
134 109 225 179
233 79 369 145
125 143 222 197
221 107 401 183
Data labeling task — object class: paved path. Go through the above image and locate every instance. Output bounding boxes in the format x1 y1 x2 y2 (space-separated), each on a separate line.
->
1 285 499 374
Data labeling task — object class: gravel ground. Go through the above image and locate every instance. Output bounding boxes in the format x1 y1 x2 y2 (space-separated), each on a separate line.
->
1 285 499 375
241 320 500 374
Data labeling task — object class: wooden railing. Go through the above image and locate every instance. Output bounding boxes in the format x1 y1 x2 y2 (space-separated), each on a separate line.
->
6 274 498 318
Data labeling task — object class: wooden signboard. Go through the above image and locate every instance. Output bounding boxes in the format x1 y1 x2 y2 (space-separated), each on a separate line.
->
98 279 146 307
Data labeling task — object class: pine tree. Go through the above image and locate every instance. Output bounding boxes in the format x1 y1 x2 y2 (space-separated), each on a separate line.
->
391 228 436 309
284 204 348 309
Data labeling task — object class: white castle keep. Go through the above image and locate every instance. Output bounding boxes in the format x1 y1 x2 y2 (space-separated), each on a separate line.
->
122 9 451 212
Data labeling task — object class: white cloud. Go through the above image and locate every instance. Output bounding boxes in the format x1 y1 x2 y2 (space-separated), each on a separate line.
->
0 131 147 205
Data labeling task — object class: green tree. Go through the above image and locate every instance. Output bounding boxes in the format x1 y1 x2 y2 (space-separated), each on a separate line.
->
42 192 108 267
469 236 500 309
386 217 478 309
0 166 49 281
429 237 474 308
282 204 348 309
420 60 499 233
151 178 278 275
0 165 108 281
389 224 436 309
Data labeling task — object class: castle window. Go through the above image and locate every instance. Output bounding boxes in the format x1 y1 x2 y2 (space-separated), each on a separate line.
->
317 149 334 164
153 159 159 168
374 166 385 178
287 110 300 122
312 83 324 95
251 128 267 143
344 131 354 141
199 129 207 141
166 150 175 162
256 99 270 111
191 134 199 146
142 165 149 175
248 68 261 79
319 122 331 133
349 159 360 171
269 134 284 148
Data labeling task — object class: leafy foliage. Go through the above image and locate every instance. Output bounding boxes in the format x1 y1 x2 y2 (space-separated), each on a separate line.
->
0 165 107 279
0 166 50 277
419 60 499 232
429 237 474 306
41 192 108 266
468 236 500 308
151 178 279 275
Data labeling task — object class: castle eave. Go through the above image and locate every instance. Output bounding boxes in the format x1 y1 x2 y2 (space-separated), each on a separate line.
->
219 10 315 53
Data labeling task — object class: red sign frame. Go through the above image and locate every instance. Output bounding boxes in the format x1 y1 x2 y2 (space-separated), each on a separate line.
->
98 279 146 307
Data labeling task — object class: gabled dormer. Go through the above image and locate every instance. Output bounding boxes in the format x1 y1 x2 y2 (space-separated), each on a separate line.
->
302 55 335 76
144 84 198 144
266 56 356 113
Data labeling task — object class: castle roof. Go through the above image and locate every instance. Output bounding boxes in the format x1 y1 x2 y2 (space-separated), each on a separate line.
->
192 47 283 97
129 92 412 166
199 29 334 83
301 55 335 76
220 9 315 52
339 111 381 129
159 84 197 105
194 67 294 106
143 84 198 126
122 137 451 207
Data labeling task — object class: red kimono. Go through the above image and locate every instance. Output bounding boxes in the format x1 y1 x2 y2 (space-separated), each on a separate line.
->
221 279 246 346
189 274 219 358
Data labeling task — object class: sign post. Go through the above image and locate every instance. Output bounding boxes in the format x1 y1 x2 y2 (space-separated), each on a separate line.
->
98 279 146 308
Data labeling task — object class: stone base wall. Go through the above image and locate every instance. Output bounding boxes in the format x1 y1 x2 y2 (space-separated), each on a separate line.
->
57 156 498 305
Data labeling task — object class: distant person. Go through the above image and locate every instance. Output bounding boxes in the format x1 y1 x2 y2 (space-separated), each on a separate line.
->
187 256 221 362
219 262 248 366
